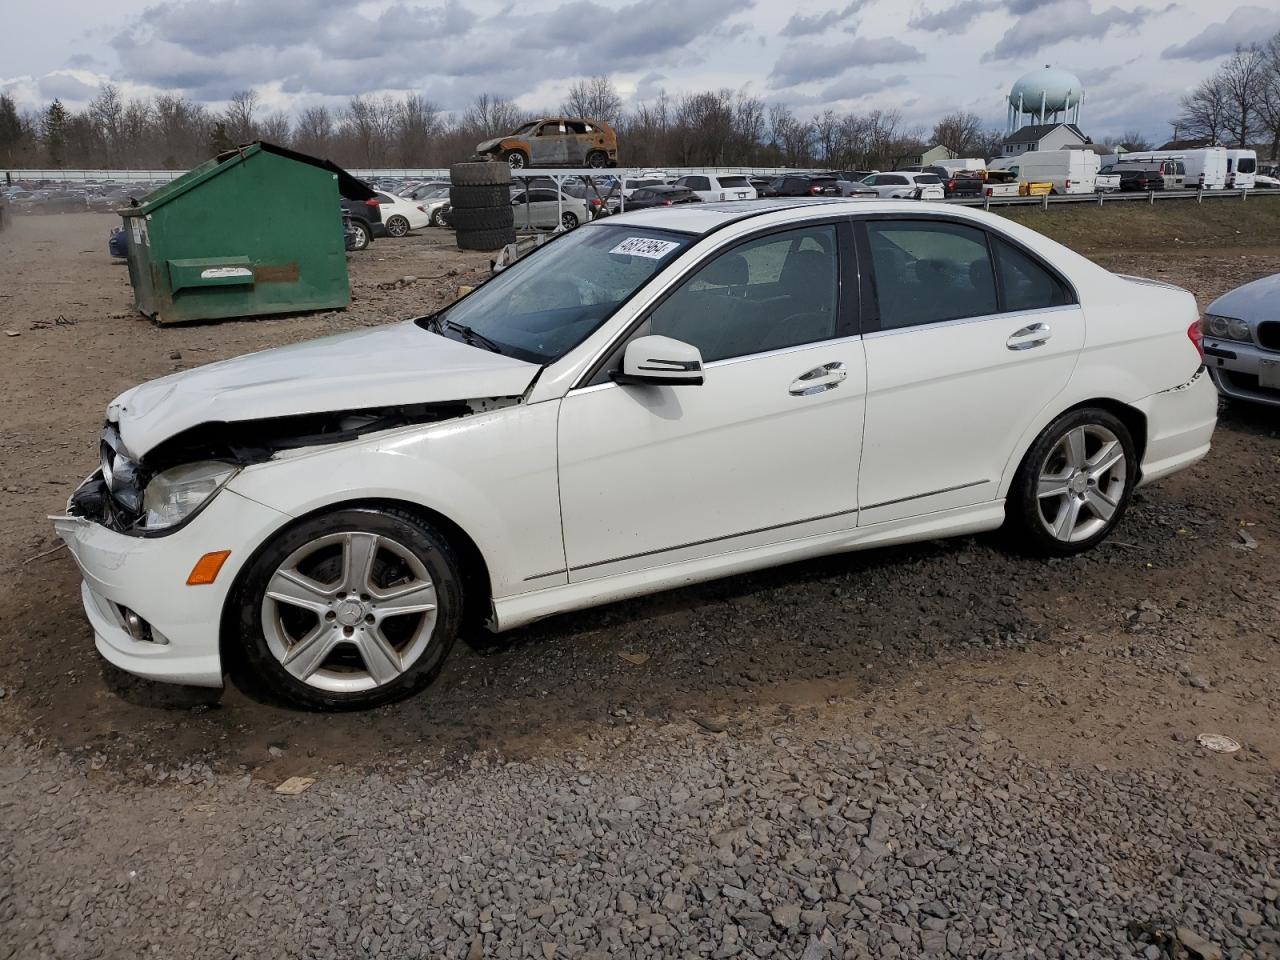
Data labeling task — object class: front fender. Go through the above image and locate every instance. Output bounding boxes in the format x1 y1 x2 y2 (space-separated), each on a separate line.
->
225 401 566 598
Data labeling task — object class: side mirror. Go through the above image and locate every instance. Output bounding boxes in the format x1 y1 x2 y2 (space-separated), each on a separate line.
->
612 335 704 387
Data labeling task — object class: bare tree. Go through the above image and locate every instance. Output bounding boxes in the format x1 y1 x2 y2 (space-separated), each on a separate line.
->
1176 71 1230 145
87 84 124 164
394 94 441 166
1257 31 1280 160
258 111 293 145
294 106 334 157
1219 45 1268 147
461 94 523 139
224 89 259 144
341 95 397 166
561 76 622 125
1115 130 1151 151
931 110 983 157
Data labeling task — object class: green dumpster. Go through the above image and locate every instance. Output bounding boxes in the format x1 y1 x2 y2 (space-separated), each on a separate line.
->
120 141 371 324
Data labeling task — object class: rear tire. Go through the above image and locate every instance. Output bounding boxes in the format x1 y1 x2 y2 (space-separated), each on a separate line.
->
385 215 410 237
349 220 371 250
586 151 607 169
232 507 464 711
1008 407 1136 556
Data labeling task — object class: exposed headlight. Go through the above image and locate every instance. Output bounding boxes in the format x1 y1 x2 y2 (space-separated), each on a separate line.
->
142 461 238 530
1203 314 1251 342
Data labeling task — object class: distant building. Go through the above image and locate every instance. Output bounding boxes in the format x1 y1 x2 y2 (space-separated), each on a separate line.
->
1002 122 1090 157
1157 138 1216 150
920 145 958 165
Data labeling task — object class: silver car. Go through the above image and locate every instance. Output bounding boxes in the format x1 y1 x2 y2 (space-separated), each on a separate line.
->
511 187 591 231
1201 273 1280 407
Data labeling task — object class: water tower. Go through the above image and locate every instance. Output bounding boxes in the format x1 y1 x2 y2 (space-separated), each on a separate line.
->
1007 65 1083 131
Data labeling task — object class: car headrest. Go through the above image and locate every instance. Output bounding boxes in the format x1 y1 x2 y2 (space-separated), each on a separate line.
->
780 249 832 292
702 252 749 288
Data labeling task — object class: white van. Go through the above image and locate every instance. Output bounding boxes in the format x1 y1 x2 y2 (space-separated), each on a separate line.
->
935 158 986 176
671 173 759 202
989 150 1099 194
1225 149 1257 189
1124 148 1228 190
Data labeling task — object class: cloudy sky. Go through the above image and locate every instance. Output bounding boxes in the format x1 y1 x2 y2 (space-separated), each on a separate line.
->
3 0 1279 140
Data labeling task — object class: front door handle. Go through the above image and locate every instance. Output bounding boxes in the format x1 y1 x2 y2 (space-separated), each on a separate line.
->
790 362 847 396
1006 322 1051 350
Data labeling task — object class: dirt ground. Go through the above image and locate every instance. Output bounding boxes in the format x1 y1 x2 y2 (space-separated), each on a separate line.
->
0 210 1277 786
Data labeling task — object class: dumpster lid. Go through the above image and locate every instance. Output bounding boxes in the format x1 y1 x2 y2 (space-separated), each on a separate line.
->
122 140 375 215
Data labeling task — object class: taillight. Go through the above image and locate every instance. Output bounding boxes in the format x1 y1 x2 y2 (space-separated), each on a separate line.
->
1188 320 1204 361
1065 179 1071 189
948 179 956 191
365 199 379 207
719 192 726 200
417 205 426 212
809 185 820 195
985 187 993 196
660 200 671 206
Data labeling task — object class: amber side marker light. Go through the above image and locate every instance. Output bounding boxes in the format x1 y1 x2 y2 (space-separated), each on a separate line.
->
187 550 232 586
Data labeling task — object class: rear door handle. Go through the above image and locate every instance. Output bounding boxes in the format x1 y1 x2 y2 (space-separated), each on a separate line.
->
1006 322 1051 350
790 362 847 396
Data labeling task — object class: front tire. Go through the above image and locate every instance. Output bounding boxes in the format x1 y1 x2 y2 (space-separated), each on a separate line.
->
504 149 528 169
232 507 463 711
385 214 410 237
1009 408 1136 556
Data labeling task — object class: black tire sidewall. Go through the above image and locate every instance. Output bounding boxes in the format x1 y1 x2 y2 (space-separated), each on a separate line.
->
232 507 463 711
449 184 512 209
386 215 409 237
1010 407 1137 556
450 162 512 187
457 227 517 251
504 150 528 169
351 222 370 250
449 206 514 233
562 212 579 228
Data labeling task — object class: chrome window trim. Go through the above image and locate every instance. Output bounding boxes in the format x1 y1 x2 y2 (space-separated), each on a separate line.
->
861 303 1082 340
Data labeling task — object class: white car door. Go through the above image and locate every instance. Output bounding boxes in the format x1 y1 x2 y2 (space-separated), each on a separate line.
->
855 217 1085 525
557 222 867 581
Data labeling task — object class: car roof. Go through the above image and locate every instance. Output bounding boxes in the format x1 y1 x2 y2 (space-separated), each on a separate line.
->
596 197 966 234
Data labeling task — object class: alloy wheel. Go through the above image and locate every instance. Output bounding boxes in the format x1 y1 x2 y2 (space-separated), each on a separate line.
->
561 212 579 230
260 531 438 693
1035 424 1127 543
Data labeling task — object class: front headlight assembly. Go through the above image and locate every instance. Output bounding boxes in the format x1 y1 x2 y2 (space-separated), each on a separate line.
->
1203 314 1252 342
142 461 238 530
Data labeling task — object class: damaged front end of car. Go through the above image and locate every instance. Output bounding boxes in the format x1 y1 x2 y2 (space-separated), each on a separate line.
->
68 398 519 537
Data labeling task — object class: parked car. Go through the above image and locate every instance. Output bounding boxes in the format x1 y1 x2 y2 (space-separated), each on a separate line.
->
937 171 986 198
1200 273 1280 407
32 190 89 213
340 196 383 249
1104 165 1169 192
1253 174 1280 189
1105 158 1185 191
762 175 841 197
511 187 592 230
858 172 945 200
375 192 432 237
621 185 703 209
476 116 618 169
671 174 758 202
52 198 1217 710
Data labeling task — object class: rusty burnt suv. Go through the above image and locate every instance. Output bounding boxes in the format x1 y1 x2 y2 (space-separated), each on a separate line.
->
475 117 618 170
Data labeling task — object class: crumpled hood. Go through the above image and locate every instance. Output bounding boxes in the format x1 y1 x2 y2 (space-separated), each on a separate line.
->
109 321 540 458
476 138 502 152
1207 272 1280 320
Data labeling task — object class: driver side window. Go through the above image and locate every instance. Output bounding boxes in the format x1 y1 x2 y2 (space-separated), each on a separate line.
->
648 225 839 363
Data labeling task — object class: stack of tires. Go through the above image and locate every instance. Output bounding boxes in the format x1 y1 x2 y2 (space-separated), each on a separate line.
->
449 161 516 251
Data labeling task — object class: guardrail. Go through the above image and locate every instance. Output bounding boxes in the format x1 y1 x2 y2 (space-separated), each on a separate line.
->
948 187 1278 209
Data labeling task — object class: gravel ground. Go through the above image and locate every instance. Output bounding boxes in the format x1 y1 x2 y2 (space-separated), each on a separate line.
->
0 212 1278 960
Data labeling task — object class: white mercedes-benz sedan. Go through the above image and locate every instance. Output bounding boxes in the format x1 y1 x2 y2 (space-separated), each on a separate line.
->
53 199 1217 710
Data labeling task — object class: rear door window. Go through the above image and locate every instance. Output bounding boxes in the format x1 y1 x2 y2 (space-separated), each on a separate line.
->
720 176 750 188
992 238 1072 312
864 220 998 330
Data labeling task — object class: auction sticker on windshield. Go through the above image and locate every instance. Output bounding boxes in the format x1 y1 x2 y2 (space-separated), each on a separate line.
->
610 237 681 259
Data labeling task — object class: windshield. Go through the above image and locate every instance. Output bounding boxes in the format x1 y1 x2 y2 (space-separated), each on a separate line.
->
1239 158 1256 174
511 121 538 136
422 224 694 364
